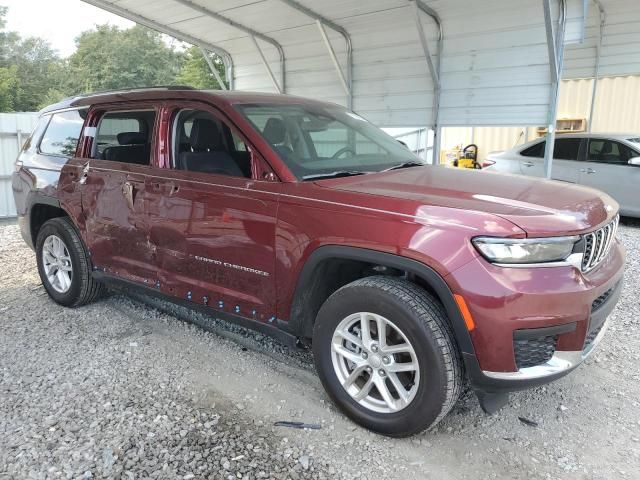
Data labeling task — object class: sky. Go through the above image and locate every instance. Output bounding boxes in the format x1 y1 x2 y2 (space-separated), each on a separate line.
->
3 0 134 57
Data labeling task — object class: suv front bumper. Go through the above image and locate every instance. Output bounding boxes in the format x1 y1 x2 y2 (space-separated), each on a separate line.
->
446 240 624 394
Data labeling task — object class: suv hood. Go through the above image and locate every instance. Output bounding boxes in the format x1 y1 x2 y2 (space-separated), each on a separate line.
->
318 166 618 236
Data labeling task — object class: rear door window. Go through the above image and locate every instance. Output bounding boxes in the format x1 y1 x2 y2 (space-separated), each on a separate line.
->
92 110 156 165
39 109 86 157
553 138 581 160
520 141 545 158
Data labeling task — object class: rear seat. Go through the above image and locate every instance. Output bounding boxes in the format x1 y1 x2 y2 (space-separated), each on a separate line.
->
102 132 150 165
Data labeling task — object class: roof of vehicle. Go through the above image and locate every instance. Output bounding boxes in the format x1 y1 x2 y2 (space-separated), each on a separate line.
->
39 86 339 115
525 132 640 142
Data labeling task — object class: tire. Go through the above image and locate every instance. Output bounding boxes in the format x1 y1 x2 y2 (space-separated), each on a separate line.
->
35 217 104 307
313 276 463 437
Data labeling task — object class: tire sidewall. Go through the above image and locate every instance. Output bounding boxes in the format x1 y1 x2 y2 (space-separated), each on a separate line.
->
313 282 451 436
36 219 86 307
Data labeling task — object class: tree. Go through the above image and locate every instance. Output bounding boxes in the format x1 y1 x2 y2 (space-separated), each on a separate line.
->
65 25 184 94
175 46 226 90
0 6 63 111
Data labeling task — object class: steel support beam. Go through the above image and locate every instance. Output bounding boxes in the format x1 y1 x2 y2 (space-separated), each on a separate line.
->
249 36 283 93
542 0 567 179
174 0 285 93
199 47 228 90
588 0 605 132
279 0 352 110
81 0 235 89
412 0 443 164
315 20 350 96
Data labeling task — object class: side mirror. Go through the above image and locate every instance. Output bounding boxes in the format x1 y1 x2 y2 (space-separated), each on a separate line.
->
628 157 640 166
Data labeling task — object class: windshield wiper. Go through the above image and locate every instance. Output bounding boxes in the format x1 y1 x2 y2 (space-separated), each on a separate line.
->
302 171 368 181
381 161 425 172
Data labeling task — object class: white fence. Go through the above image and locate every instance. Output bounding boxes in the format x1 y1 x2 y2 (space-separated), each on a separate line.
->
0 113 39 217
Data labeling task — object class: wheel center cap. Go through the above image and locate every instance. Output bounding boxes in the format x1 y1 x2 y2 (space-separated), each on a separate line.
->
368 354 382 368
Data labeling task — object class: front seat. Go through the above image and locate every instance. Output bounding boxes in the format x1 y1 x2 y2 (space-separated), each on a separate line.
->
178 118 244 177
263 117 293 159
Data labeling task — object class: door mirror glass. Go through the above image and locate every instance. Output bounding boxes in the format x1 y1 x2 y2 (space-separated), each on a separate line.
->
628 156 640 166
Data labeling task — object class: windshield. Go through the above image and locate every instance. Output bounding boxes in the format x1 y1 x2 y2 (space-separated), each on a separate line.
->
235 104 422 179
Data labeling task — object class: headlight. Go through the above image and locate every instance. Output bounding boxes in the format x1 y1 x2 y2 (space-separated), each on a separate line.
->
472 236 581 266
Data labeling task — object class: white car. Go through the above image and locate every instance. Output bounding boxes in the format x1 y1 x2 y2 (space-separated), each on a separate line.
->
485 133 640 217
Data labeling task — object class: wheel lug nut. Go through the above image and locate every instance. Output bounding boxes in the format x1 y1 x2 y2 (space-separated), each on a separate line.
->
371 345 378 353
366 367 372 373
382 356 390 364
362 352 368 359
379 369 386 377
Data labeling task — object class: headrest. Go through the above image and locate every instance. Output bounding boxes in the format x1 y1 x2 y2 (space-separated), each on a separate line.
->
263 117 286 145
117 132 147 145
190 118 222 150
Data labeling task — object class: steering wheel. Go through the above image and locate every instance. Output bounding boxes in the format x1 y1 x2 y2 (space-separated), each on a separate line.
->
332 147 356 159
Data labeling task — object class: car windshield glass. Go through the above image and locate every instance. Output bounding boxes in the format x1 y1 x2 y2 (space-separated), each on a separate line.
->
627 137 640 147
235 104 422 180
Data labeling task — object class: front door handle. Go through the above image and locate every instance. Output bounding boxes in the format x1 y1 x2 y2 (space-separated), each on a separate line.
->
522 161 534 167
580 168 596 174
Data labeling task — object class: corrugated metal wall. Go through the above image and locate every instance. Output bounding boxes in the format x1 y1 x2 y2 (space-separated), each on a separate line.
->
440 75 640 161
0 113 39 217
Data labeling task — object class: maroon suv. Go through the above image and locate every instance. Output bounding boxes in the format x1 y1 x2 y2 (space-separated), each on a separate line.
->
12 87 625 436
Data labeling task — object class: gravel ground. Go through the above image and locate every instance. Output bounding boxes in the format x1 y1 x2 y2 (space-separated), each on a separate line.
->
1 219 639 480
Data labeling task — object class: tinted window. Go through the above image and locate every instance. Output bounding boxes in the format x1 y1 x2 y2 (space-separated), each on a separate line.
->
173 109 250 178
553 138 581 160
39 110 85 157
521 141 545 158
587 139 634 165
93 110 155 165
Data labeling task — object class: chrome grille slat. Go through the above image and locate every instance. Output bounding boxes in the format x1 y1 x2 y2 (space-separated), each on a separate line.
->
581 215 619 273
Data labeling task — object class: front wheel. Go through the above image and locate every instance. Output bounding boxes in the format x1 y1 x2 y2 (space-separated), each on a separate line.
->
36 217 104 307
313 276 463 437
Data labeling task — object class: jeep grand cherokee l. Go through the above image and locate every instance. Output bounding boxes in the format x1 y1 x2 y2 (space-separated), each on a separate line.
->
12 87 625 437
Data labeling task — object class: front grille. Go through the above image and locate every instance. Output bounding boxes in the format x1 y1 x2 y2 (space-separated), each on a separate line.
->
581 215 619 273
591 287 614 312
514 334 558 369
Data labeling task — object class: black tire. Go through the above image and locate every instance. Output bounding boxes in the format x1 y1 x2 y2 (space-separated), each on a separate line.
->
35 217 104 307
313 276 463 437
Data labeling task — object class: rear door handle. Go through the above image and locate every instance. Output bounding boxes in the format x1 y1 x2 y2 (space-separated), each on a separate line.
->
522 161 534 167
580 168 596 174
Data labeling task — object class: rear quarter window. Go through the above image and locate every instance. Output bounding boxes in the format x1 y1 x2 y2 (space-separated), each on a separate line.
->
520 141 545 158
39 110 86 157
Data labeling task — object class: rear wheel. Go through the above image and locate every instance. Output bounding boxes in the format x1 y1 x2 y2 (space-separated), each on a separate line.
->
313 276 463 436
35 217 104 307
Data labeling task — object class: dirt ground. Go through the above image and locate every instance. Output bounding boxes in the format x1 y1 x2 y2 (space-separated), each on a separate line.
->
1 219 639 480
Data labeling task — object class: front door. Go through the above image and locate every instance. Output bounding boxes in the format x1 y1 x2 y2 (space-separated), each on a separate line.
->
579 138 640 216
79 105 159 283
143 103 280 323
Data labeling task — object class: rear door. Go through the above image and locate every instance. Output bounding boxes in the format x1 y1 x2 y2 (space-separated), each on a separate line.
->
579 138 640 216
518 138 581 182
143 102 281 323
79 104 159 283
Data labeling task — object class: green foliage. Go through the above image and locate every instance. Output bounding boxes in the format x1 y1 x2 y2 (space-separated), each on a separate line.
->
176 46 227 90
65 25 183 93
0 7 227 112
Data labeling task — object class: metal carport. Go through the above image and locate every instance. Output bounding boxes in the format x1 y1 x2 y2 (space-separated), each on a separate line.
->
82 0 640 175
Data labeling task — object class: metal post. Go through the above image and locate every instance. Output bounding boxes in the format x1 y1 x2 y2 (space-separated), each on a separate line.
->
174 0 285 93
542 0 567 179
199 47 228 90
412 0 443 164
278 0 352 109
588 0 605 132
81 0 235 89
316 20 350 96
250 36 282 93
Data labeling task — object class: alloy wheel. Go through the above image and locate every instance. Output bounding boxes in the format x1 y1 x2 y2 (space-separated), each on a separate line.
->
331 312 420 413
